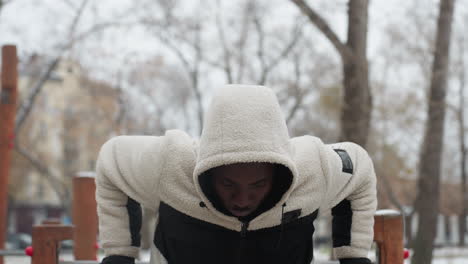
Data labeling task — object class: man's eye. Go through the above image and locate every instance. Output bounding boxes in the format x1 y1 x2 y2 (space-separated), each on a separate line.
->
253 181 266 188
222 181 233 187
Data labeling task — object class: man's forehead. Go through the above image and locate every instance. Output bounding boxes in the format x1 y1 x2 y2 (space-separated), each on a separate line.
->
212 163 274 180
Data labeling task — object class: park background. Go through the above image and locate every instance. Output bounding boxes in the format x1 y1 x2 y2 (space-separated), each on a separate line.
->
0 0 467 263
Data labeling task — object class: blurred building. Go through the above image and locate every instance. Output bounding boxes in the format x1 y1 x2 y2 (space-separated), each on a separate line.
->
7 55 120 235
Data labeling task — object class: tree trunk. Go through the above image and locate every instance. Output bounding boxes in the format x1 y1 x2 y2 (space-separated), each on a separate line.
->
339 0 371 146
290 0 371 147
457 49 467 246
412 1 455 264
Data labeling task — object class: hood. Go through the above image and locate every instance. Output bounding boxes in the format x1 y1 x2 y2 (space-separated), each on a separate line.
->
193 84 298 220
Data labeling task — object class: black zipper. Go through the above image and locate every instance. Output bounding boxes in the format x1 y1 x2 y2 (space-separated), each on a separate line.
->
240 221 249 238
238 221 249 264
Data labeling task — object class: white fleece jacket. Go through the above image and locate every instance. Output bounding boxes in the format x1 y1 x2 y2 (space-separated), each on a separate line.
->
95 84 377 263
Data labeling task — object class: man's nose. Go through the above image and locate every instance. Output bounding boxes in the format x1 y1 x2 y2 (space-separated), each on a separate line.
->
233 190 251 207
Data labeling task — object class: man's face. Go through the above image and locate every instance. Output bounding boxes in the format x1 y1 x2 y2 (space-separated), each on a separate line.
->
212 163 274 217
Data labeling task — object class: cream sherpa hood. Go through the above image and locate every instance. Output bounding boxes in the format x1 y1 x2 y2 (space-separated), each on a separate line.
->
193 84 299 217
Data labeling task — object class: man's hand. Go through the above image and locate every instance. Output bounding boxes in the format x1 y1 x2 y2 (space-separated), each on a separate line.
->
339 258 372 264
101 255 135 264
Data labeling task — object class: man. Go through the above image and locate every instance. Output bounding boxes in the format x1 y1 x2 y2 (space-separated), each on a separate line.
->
96 85 377 264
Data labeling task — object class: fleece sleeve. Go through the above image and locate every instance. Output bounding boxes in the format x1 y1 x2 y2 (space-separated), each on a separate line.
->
95 136 165 259
321 142 377 263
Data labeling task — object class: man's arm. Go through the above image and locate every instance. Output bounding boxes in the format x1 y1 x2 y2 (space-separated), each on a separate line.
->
322 142 377 264
95 136 165 263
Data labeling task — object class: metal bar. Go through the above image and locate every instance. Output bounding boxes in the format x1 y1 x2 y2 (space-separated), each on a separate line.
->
59 260 339 264
0 250 25 256
0 45 18 264
59 261 149 264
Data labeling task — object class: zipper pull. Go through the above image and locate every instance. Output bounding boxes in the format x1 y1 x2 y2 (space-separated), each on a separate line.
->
241 222 249 237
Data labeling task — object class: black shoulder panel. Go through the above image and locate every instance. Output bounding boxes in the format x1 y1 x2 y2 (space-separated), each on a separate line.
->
334 149 354 174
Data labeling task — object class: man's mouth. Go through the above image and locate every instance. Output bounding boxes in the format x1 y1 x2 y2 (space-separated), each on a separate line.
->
231 206 251 216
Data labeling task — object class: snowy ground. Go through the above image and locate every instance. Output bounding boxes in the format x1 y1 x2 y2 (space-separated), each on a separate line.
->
4 247 468 263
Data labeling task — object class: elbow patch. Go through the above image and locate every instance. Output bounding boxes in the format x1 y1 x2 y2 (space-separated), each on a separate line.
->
126 197 142 247
332 199 352 247
334 149 353 174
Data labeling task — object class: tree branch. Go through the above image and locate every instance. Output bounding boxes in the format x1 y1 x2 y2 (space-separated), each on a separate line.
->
215 0 233 83
156 32 193 78
235 1 253 83
253 14 267 84
62 0 79 12
15 57 61 131
286 52 304 124
15 0 91 132
192 18 204 134
14 144 70 207
290 0 353 61
262 19 304 84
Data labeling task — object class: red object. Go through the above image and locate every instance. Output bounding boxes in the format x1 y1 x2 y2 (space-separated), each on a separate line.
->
403 248 410 259
25 246 34 257
94 242 99 249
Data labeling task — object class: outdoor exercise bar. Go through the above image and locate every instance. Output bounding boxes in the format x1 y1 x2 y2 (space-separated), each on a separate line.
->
0 45 18 264
374 210 405 264
73 172 98 260
15 210 405 264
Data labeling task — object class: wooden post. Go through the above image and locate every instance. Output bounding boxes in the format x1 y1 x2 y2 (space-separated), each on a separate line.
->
0 45 18 264
374 210 404 264
31 225 73 264
73 172 98 260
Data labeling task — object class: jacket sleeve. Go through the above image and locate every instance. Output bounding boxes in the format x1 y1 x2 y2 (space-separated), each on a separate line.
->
321 142 377 263
95 136 165 259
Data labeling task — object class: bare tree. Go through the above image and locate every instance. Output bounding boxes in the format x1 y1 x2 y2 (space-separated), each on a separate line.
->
412 1 456 263
140 0 205 134
454 33 467 246
139 0 307 135
291 0 372 147
251 11 303 85
209 0 307 125
210 1 304 86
